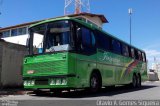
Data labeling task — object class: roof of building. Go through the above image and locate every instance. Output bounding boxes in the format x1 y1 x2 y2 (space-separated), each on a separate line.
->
0 13 108 32
65 12 108 23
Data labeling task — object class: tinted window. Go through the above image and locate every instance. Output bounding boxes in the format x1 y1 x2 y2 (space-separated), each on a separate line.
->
134 50 139 60
76 25 96 55
81 27 91 47
138 51 142 61
131 48 135 58
142 52 146 62
96 31 110 51
122 44 129 56
91 32 96 47
112 39 122 54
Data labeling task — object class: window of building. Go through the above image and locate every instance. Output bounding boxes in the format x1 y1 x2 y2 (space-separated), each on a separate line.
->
11 29 18 36
2 30 10 37
112 39 122 54
18 27 27 35
122 44 129 56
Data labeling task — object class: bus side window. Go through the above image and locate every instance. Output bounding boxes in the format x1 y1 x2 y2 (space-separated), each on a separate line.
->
122 44 129 57
79 27 96 54
112 39 122 54
91 32 96 47
131 48 135 59
142 52 146 62
138 51 142 61
134 50 139 60
96 31 111 51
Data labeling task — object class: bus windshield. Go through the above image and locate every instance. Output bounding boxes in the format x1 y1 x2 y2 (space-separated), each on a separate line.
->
29 20 73 55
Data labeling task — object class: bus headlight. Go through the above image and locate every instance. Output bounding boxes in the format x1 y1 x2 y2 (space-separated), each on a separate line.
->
31 80 35 85
61 79 67 85
23 81 27 86
56 79 61 85
50 79 55 85
49 78 67 85
28 81 31 86
24 80 35 86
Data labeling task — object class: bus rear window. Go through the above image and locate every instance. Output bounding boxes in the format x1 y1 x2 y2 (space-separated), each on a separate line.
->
142 52 146 62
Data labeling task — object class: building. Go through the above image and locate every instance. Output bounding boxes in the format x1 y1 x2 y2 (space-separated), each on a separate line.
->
0 13 108 46
152 62 160 79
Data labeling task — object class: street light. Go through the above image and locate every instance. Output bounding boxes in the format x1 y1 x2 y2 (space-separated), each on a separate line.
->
128 8 133 45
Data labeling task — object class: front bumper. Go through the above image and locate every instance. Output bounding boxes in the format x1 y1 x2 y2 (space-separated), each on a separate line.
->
23 74 77 89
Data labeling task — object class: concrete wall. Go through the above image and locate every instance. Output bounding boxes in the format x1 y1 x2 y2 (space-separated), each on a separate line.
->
2 34 43 48
2 34 29 46
0 41 28 88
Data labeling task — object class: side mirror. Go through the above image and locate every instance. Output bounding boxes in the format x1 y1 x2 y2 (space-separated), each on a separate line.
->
76 27 81 42
26 38 29 48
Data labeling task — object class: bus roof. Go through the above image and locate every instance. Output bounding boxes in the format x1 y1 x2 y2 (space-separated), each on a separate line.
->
30 16 145 53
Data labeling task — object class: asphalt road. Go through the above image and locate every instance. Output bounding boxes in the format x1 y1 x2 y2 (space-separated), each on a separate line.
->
0 81 160 106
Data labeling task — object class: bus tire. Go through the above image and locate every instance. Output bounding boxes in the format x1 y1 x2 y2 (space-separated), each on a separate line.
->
131 74 137 88
33 89 42 95
137 74 141 88
90 72 101 92
51 89 62 95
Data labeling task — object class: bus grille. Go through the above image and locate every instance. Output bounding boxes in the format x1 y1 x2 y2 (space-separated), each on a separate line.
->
24 60 67 74
35 79 48 85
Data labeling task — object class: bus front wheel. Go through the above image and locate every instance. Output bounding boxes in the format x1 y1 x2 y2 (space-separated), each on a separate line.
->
90 72 101 92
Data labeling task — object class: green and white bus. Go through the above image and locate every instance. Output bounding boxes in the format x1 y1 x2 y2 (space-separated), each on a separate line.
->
23 17 148 93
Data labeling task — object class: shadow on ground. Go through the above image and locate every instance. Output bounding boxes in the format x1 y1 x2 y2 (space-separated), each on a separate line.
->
29 84 158 98
0 88 27 97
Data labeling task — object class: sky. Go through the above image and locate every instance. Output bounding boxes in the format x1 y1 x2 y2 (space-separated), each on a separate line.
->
0 0 160 68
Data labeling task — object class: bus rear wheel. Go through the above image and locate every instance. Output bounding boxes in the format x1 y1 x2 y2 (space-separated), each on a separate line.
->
90 72 101 92
50 89 62 95
33 89 43 95
137 74 141 87
131 74 137 88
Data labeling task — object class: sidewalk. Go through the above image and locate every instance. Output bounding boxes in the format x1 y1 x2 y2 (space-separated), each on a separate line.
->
0 88 28 97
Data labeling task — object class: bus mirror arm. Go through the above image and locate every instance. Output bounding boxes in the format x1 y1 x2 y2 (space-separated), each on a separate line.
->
26 38 29 48
76 27 81 39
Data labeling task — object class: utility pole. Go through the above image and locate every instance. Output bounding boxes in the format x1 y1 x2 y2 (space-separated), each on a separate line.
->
128 8 133 45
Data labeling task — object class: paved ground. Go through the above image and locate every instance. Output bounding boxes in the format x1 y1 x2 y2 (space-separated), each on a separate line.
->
0 81 160 106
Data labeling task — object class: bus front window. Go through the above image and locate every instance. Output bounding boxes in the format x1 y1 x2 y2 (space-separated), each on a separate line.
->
45 21 72 52
30 24 45 55
29 20 74 55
